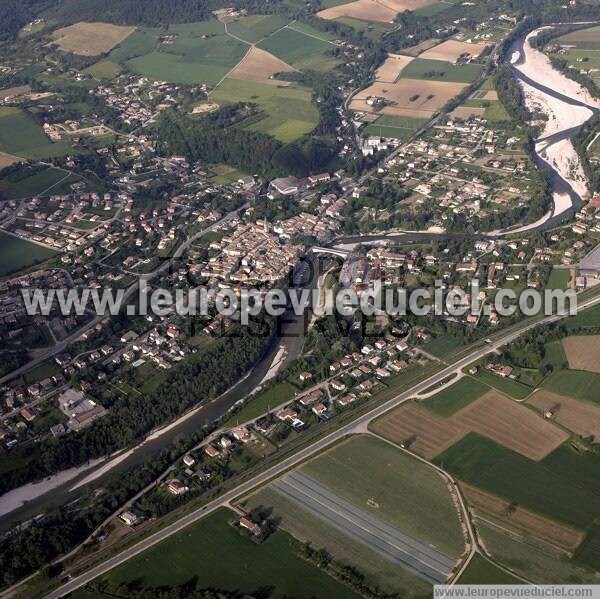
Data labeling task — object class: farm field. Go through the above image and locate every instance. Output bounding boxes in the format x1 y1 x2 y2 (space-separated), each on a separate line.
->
228 46 296 85
541 369 600 404
226 14 289 44
0 152 20 169
223 381 297 427
257 27 340 72
556 25 600 50
375 53 414 82
564 303 600 330
84 60 122 80
317 0 439 24
240 485 431 596
422 377 489 416
477 522 598 584
94 508 355 597
562 335 600 373
363 114 427 140
528 390 600 439
462 482 583 552
334 17 394 39
211 79 319 142
468 368 532 400
458 554 521 584
351 79 467 119
300 434 466 558
51 22 135 56
0 231 56 277
413 0 456 16
288 21 336 42
0 166 73 200
575 524 600 571
0 107 72 159
419 39 489 63
401 58 484 83
422 334 468 357
436 434 600 529
546 268 571 290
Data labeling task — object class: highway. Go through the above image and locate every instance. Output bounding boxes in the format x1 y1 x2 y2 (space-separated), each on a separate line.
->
44 292 600 598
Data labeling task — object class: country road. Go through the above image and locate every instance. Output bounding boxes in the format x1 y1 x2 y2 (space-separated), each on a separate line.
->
44 292 600 599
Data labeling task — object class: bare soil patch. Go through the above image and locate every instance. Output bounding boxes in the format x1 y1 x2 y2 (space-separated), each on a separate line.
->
462 482 584 552
192 102 220 114
453 391 567 461
229 46 296 85
370 402 467 459
0 152 22 168
420 39 489 63
0 85 31 99
51 22 135 56
528 389 600 440
375 54 414 82
562 335 600 373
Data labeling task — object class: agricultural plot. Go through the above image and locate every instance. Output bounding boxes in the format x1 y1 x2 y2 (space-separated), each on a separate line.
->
301 435 466 558
556 25 600 50
241 486 431 596
257 27 340 72
462 482 583 552
228 46 296 85
419 39 490 63
0 232 56 277
541 369 600 404
226 14 289 44
351 79 467 119
478 522 598 584
468 369 532 400
575 524 600 571
401 58 484 83
528 390 600 440
317 0 439 24
363 114 427 140
0 152 20 169
436 434 600 529
0 166 73 200
99 508 354 598
422 377 489 416
562 335 600 373
0 107 72 159
458 553 522 584
50 22 135 56
375 54 414 82
212 79 318 142
84 60 122 80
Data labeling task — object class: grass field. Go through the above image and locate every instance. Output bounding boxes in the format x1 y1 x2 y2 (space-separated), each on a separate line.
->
541 369 600 404
0 107 72 158
556 24 600 50
257 27 339 72
564 303 600 330
413 1 455 16
363 114 427 140
422 335 468 358
227 15 289 44
223 381 297 427
241 486 431 596
0 232 56 276
478 522 598 584
288 21 336 42
301 435 466 557
547 269 571 290
84 60 122 79
97 508 355 597
469 369 532 400
457 554 521 584
436 434 600 529
422 377 490 417
0 166 73 200
401 58 484 83
211 79 318 142
575 524 600 571
334 16 393 39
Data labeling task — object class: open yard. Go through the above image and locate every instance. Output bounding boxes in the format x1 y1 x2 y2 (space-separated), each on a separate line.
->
528 389 600 440
300 434 466 558
419 39 489 63
0 231 56 277
51 22 135 56
562 335 600 374
95 508 354 597
211 79 319 142
436 434 600 530
351 79 467 119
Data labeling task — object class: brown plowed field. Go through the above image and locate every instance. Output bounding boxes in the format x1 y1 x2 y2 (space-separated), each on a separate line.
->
375 54 414 82
51 22 135 56
562 335 600 373
229 47 296 85
318 0 437 23
419 39 490 63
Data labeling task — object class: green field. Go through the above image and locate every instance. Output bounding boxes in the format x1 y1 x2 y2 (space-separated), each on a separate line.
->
558 49 600 69
0 231 57 277
212 79 319 142
288 21 336 42
565 303 600 330
469 369 532 400
242 485 431 596
224 381 297 427
575 524 600 571
334 16 393 39
95 508 355 597
423 376 490 416
401 58 484 83
363 114 427 140
541 369 600 404
458 554 522 584
227 14 289 43
301 435 465 557
0 166 75 200
110 21 249 86
0 107 72 158
413 1 455 17
483 100 511 121
257 26 339 72
84 60 122 79
209 163 247 184
436 434 600 529
479 522 599 583
556 25 600 50
542 340 568 371
422 334 468 358
547 269 570 290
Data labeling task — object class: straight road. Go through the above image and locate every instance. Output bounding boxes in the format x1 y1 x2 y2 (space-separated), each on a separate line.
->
45 292 600 598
